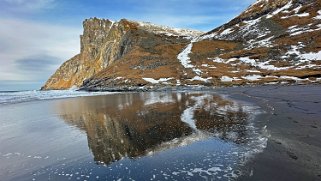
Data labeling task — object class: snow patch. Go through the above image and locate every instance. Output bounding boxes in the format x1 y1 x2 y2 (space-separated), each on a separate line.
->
199 32 218 40
220 76 241 82
279 76 308 81
314 10 321 20
200 64 216 69
287 24 321 36
142 78 159 84
247 70 261 73
212 57 238 64
177 39 202 75
292 5 302 13
136 21 203 39
220 28 234 36
285 45 321 61
252 36 274 48
240 57 292 71
201 64 208 67
212 57 225 63
266 1 293 19
242 75 262 81
211 56 293 71
220 76 233 82
239 57 256 65
300 51 321 60
142 78 173 84
190 76 212 82
296 12 309 17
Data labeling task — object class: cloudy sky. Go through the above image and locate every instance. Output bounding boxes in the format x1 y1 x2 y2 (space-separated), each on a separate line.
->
0 0 255 91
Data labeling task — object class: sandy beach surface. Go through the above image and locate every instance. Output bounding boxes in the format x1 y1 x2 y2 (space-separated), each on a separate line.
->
218 85 321 180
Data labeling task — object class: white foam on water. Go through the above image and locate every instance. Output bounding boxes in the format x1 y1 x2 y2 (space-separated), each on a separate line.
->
0 90 115 105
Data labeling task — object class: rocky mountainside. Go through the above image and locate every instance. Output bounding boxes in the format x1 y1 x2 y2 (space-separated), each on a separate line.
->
192 0 321 85
42 0 321 90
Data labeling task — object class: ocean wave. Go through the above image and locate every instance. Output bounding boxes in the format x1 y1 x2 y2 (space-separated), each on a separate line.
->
0 90 114 105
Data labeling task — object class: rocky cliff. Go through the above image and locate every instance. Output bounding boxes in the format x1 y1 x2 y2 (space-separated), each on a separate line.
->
42 18 202 90
42 0 321 90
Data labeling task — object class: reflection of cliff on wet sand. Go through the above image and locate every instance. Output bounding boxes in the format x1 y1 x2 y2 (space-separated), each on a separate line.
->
55 92 250 165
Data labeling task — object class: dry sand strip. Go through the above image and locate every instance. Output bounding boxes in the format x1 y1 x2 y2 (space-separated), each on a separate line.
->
216 85 321 181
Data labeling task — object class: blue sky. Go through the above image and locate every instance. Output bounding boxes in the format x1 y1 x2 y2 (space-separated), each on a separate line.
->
0 0 256 91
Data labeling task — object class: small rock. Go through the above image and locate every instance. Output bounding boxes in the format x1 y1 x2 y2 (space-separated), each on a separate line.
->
287 151 298 160
275 141 282 145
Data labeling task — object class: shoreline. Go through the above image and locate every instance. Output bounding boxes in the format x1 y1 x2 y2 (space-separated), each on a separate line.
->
77 82 321 92
2 84 319 106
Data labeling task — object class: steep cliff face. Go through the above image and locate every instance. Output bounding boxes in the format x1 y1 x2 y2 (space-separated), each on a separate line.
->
42 18 202 90
42 19 118 89
43 0 321 90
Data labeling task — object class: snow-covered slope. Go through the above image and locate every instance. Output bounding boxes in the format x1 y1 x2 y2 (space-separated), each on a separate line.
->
179 0 321 86
203 0 320 45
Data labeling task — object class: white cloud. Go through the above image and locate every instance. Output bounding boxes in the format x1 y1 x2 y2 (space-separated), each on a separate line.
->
3 0 55 11
0 18 82 81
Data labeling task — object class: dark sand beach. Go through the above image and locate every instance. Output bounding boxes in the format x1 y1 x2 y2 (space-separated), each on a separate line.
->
0 85 320 180
216 85 321 181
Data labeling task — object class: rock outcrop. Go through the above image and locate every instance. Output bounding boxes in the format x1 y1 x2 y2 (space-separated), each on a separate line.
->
42 0 321 90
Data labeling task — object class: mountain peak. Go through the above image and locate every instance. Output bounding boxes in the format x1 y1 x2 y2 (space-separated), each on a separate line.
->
83 17 203 39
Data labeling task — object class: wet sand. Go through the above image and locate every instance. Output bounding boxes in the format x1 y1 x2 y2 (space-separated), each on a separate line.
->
0 91 267 180
217 85 321 180
0 85 320 180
